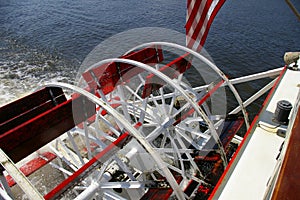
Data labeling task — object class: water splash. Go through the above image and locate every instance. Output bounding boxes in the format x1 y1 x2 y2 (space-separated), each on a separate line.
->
0 39 77 105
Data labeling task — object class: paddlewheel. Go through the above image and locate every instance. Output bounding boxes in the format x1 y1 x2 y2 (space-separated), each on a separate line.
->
0 43 247 200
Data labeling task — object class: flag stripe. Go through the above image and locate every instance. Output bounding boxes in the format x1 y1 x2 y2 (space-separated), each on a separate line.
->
186 0 207 48
186 0 202 32
186 0 226 51
187 0 213 49
196 0 225 51
187 0 207 37
187 0 193 16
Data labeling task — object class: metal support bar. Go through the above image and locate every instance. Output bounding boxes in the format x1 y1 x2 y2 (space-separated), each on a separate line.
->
285 0 300 21
0 186 13 200
230 78 278 114
0 149 44 200
211 78 278 136
0 166 13 200
138 67 283 103
192 67 283 92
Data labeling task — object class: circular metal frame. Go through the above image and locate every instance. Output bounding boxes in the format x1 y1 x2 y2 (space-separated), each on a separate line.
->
86 58 228 167
125 42 250 129
42 82 186 200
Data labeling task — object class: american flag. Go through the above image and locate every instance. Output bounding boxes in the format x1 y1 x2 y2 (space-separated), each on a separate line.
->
186 0 226 51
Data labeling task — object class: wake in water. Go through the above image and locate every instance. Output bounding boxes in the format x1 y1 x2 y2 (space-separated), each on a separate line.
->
0 39 78 105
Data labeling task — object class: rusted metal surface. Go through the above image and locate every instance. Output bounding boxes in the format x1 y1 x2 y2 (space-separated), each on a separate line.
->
272 106 300 199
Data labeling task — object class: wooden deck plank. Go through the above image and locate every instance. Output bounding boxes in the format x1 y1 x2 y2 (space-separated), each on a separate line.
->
271 105 300 199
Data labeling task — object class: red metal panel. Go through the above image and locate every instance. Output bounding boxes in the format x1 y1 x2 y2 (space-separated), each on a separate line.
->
117 47 163 83
82 46 164 95
1 98 66 135
0 87 66 133
77 96 121 129
140 188 175 200
0 94 95 163
219 116 244 148
194 116 244 162
95 62 119 94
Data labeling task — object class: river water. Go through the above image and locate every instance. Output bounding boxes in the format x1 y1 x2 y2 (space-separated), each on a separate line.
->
0 1 299 199
0 0 299 108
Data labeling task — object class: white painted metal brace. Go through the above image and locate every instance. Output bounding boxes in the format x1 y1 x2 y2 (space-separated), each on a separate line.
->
0 149 44 200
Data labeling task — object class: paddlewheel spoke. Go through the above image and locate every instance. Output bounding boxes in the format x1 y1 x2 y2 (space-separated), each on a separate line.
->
0 43 247 200
74 54 223 198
